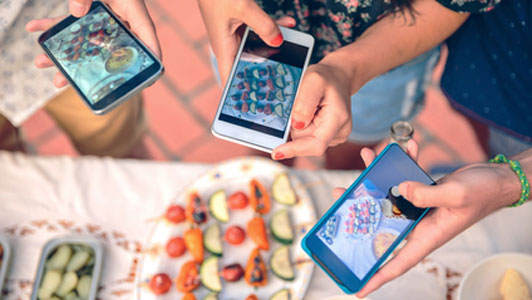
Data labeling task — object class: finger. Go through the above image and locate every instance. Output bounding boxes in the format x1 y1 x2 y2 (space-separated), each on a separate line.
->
34 53 54 69
276 16 296 28
53 73 68 88
332 187 346 199
70 0 92 18
235 0 283 47
356 219 439 297
406 139 419 161
272 136 328 160
291 70 325 129
26 17 64 32
360 147 376 167
128 1 162 59
398 181 464 208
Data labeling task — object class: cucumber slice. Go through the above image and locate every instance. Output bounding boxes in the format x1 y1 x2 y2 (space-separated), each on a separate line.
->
204 223 223 256
270 246 295 281
269 288 291 300
202 293 218 300
270 209 294 245
209 190 229 223
276 64 287 75
249 102 257 114
272 173 297 206
274 104 284 118
200 256 222 292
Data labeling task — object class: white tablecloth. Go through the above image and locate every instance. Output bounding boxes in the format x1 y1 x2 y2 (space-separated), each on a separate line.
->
1 151 531 300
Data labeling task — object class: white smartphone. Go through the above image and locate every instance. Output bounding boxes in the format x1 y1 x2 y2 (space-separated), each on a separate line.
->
211 26 314 153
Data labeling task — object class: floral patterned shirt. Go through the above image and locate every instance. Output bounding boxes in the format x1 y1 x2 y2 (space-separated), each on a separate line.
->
255 0 501 63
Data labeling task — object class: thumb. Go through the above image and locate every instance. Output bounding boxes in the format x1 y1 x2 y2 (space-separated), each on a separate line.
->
398 181 462 208
70 0 92 18
234 0 283 47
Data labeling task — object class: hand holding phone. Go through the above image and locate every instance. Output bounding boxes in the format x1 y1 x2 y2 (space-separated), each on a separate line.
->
212 26 314 152
302 143 433 294
30 1 163 114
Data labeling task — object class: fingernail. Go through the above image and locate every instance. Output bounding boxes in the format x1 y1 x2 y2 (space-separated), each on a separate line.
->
71 1 89 17
289 21 296 28
398 183 408 198
271 33 283 46
293 120 305 130
274 152 284 160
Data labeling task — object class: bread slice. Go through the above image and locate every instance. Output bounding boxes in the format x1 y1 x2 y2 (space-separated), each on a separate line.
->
500 268 532 300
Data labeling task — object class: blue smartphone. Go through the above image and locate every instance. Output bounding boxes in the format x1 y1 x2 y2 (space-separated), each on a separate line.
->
301 143 434 294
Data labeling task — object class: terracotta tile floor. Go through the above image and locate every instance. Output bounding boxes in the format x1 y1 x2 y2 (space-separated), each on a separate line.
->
19 0 487 171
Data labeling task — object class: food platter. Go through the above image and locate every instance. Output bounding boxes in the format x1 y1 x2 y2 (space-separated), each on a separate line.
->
136 157 317 300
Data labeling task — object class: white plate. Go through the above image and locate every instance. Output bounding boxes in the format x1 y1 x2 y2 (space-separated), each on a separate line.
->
136 156 317 300
458 252 532 300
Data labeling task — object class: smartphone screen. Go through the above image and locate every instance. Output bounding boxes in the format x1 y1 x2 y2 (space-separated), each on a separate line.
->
306 145 433 290
218 31 308 138
41 4 156 105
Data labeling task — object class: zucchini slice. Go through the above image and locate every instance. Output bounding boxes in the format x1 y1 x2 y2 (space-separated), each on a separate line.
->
270 246 295 281
209 190 229 223
200 256 222 292
272 173 297 206
204 223 223 256
202 293 218 300
269 288 291 300
270 209 294 245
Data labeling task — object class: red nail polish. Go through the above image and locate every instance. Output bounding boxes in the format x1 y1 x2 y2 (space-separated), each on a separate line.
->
293 120 305 129
271 33 283 46
274 152 284 160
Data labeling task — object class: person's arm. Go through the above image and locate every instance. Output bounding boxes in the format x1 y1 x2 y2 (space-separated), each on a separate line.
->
272 0 470 159
26 0 160 88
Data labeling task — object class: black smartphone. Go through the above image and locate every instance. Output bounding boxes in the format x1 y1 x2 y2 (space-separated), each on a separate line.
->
38 1 163 114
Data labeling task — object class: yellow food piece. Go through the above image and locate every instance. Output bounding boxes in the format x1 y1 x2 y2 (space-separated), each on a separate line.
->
500 268 532 300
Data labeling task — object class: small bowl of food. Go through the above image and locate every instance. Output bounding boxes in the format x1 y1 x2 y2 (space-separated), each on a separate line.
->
0 235 12 294
458 252 532 300
30 236 103 300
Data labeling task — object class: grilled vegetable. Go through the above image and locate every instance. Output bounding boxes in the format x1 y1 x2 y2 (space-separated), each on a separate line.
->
202 293 218 300
176 261 200 293
272 173 297 206
228 191 249 209
199 256 222 292
270 246 295 281
166 236 187 258
249 179 270 214
166 204 186 224
186 192 208 224
148 273 172 295
182 293 197 300
221 263 244 282
270 209 294 245
204 223 223 256
184 228 204 263
269 288 291 300
225 225 246 246
247 217 269 250
244 248 267 287
209 190 229 223
246 295 259 300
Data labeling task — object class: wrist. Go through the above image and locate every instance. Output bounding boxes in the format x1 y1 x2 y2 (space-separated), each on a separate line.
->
491 162 523 207
319 48 369 95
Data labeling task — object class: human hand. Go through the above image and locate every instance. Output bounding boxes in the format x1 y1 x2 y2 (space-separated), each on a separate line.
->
26 0 160 88
197 0 295 86
332 141 521 298
271 59 353 160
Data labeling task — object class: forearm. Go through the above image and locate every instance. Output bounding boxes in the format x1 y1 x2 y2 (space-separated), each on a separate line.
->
320 0 469 94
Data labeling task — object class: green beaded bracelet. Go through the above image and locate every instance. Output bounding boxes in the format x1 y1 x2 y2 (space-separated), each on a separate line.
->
489 154 530 207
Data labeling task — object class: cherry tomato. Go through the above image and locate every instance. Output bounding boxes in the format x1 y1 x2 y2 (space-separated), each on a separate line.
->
148 273 172 295
166 237 186 258
166 204 185 224
228 191 249 210
222 263 244 282
225 226 246 245
246 294 259 300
